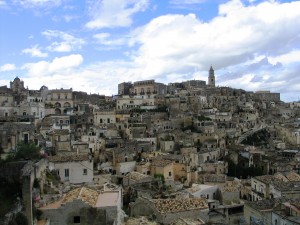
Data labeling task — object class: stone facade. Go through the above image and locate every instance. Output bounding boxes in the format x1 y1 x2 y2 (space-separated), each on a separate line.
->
40 187 123 225
48 154 93 184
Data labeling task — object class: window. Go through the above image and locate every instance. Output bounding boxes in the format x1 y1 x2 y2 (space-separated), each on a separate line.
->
65 169 69 177
169 171 172 176
73 216 80 224
83 169 87 175
24 133 29 143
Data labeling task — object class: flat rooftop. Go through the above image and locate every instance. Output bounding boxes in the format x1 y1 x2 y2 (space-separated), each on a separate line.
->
95 192 119 207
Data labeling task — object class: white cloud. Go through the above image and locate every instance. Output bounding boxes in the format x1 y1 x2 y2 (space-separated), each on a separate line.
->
128 0 300 86
52 15 78 23
0 64 16 72
23 54 83 76
93 33 126 47
5 0 300 102
170 0 206 5
20 60 137 95
42 30 85 52
85 0 149 29
0 0 7 8
269 50 300 65
22 45 48 58
13 0 62 8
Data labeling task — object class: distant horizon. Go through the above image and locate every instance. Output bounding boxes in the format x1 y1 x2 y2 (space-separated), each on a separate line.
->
1 0 300 102
6 75 298 103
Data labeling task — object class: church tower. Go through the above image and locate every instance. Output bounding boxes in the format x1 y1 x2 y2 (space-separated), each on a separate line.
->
208 65 215 87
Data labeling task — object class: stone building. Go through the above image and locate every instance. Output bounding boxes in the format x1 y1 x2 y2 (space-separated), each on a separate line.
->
10 76 25 93
39 186 123 225
131 79 166 96
45 88 73 115
184 184 220 200
253 90 281 102
118 82 132 95
48 129 71 153
0 94 14 117
244 198 300 225
130 197 209 224
251 173 300 201
208 66 215 88
93 109 116 126
0 122 36 158
271 201 300 225
150 159 174 182
17 101 45 120
48 154 93 184
123 171 153 187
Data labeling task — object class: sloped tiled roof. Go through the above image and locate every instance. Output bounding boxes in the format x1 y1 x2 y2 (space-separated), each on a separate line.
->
62 187 99 207
48 154 89 162
151 198 208 214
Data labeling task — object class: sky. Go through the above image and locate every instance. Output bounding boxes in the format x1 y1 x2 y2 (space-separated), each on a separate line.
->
0 0 300 102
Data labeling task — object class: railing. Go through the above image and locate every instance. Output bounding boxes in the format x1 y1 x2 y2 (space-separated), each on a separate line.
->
251 188 265 198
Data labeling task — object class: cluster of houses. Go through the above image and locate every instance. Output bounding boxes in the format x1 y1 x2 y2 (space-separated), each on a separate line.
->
1 66 300 225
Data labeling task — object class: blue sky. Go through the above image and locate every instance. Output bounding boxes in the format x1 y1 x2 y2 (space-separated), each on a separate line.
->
1 0 300 102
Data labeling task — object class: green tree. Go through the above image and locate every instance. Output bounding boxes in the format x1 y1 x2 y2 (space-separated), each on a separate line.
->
8 212 28 225
8 141 40 161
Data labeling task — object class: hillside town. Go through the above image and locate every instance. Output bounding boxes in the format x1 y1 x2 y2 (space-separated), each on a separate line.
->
0 66 300 225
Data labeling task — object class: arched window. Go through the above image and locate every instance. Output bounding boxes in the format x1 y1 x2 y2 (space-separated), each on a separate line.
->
64 102 71 107
55 108 61 114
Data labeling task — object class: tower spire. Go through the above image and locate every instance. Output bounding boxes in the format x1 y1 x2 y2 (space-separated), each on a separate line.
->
208 65 215 87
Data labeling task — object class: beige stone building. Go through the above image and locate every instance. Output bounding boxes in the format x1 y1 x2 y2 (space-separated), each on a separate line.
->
39 186 123 225
94 109 116 126
150 159 174 182
131 79 166 96
130 197 208 224
45 88 73 114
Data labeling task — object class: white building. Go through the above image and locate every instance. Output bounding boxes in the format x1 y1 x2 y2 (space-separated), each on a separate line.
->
48 154 93 184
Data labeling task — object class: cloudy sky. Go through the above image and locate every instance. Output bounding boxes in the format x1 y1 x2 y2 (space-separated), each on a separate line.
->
0 0 300 101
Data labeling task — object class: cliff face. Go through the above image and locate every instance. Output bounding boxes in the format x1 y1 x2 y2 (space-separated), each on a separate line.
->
241 128 271 147
0 161 28 182
0 161 34 224
0 162 27 221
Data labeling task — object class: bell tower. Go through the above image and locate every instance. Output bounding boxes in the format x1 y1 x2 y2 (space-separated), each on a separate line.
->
208 65 215 87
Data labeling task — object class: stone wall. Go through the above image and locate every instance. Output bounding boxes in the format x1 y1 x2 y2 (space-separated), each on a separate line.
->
41 199 110 225
157 208 209 224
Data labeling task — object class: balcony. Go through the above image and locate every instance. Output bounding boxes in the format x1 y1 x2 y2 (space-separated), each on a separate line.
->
251 188 265 198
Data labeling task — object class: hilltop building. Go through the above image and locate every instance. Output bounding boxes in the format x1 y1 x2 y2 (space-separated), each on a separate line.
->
208 65 216 87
